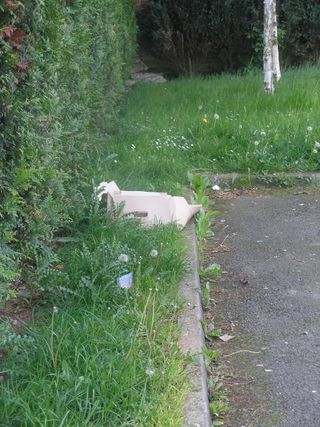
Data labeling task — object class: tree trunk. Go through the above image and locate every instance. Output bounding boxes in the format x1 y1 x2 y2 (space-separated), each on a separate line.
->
263 0 280 93
271 0 281 82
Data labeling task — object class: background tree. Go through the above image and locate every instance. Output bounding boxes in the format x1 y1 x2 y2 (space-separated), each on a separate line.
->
263 0 281 93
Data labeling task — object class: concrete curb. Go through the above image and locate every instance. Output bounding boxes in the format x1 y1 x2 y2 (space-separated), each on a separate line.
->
179 220 211 427
202 171 320 187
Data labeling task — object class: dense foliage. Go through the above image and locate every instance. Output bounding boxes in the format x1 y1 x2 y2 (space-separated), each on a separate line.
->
0 0 136 295
137 0 320 75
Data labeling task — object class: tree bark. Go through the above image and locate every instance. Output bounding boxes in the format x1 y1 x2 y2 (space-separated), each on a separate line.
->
271 0 281 82
263 0 280 93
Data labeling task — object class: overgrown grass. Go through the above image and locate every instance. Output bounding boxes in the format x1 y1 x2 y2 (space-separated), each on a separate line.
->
0 202 187 425
105 66 320 193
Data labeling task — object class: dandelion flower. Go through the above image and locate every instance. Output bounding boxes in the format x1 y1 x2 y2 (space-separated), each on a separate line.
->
202 117 208 124
214 113 220 120
118 253 129 263
254 140 260 146
307 126 313 133
150 249 158 258
260 130 266 137
53 306 58 314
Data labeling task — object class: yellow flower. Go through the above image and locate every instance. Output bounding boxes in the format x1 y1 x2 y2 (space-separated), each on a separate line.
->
202 117 208 124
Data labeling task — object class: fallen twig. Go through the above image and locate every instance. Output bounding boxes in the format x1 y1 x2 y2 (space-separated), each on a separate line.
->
222 349 261 358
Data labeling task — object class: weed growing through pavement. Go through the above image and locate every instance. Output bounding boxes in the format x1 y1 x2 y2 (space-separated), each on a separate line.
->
189 174 230 424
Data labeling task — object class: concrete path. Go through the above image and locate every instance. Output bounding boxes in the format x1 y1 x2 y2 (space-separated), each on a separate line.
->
206 188 320 427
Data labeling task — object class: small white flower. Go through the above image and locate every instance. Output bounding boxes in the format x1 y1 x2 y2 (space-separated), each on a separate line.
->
146 368 155 377
260 130 266 137
315 141 320 148
150 249 158 258
254 140 260 146
198 105 203 110
214 113 220 120
313 149 318 154
53 306 58 314
212 185 220 191
118 253 129 263
307 126 313 133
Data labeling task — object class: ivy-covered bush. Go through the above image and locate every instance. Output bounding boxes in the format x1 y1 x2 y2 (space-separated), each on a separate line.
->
137 0 320 75
0 0 136 294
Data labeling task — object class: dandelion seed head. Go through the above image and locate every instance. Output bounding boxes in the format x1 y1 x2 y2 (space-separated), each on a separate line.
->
146 368 155 377
150 249 158 258
118 253 129 263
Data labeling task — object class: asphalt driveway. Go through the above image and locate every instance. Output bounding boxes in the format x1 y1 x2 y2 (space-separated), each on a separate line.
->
205 188 320 427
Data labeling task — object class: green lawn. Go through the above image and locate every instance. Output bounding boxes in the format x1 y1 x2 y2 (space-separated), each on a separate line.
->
106 66 320 193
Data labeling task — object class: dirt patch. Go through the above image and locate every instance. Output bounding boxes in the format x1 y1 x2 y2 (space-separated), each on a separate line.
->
0 282 33 331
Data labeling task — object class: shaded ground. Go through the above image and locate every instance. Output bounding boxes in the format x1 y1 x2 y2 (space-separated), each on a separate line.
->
203 187 320 427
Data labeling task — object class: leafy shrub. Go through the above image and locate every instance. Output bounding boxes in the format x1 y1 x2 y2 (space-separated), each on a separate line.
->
0 0 136 292
280 1 320 65
137 0 320 75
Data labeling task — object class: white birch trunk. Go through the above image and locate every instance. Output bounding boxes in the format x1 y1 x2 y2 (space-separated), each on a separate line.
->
271 0 281 81
263 0 281 93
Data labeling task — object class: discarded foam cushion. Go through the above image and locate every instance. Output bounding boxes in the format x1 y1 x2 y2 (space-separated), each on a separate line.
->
96 181 202 228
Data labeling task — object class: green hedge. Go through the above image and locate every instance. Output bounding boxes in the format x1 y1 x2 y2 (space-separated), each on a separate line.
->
137 0 320 75
0 0 136 295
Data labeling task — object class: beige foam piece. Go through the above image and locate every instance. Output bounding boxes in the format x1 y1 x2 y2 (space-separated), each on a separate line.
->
96 181 202 228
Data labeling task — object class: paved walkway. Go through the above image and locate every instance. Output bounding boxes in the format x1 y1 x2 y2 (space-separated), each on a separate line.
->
207 189 320 427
